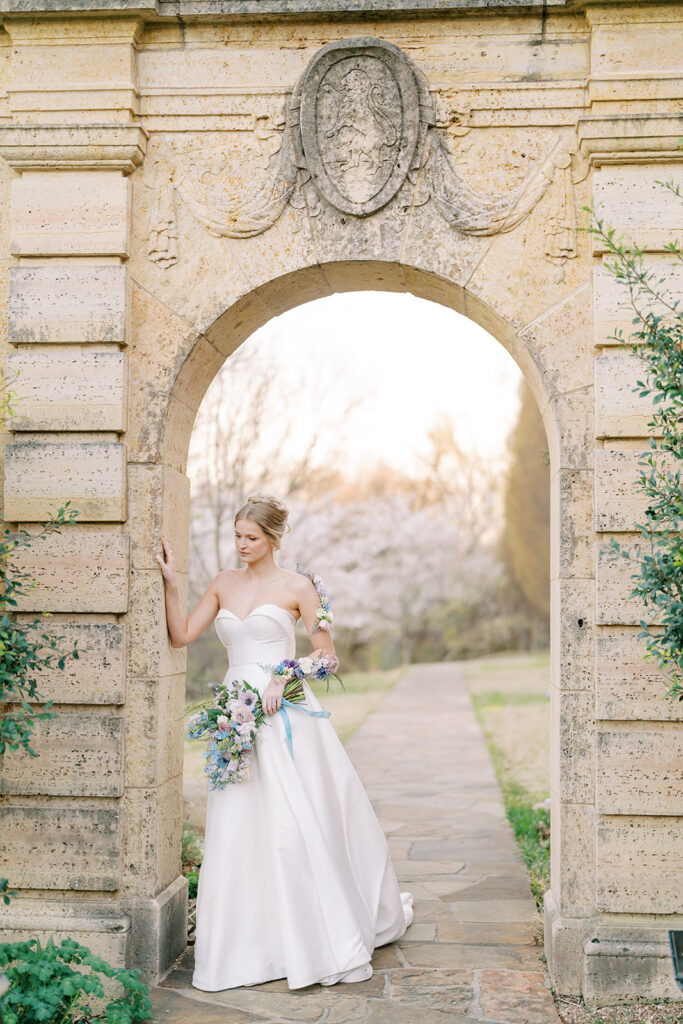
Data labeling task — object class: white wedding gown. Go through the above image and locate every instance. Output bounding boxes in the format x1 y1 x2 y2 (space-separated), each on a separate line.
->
192 603 414 991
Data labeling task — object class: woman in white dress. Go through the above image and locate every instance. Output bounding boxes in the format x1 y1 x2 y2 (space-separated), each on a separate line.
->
156 493 413 991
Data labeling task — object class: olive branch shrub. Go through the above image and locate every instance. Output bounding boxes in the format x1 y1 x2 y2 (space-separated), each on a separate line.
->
587 180 683 701
0 362 153 1021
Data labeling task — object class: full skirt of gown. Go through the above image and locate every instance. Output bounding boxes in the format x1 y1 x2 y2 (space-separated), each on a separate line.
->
191 603 413 991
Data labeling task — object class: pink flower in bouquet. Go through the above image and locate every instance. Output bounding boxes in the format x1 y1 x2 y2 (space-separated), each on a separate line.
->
239 689 257 710
325 654 340 673
234 705 254 725
217 715 229 731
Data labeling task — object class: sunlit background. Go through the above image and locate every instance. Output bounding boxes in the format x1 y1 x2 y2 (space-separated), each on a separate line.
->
185 291 550 698
181 288 552 858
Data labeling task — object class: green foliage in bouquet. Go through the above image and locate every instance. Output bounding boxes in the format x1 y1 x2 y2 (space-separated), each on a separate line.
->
587 183 683 700
0 936 152 1024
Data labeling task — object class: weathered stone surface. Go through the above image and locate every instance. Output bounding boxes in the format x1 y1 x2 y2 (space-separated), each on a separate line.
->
7 348 127 431
8 264 127 343
551 468 593 579
128 463 190 572
550 688 593 804
443 899 538 923
549 799 594 919
463 160 591 334
122 777 183 895
13 619 127 705
545 387 594 471
594 448 652 532
593 256 683 347
543 890 584 996
550 578 594 691
125 673 185 788
596 727 683 815
595 537 652 626
10 526 129 613
0 899 130 966
128 279 202 398
127 569 187 678
595 351 656 438
582 933 683 1007
123 875 188 986
149 988 257 1024
0 125 147 173
519 283 592 399
435 919 536 944
399 941 541 970
0 806 119 890
595 628 683 722
596 817 682 913
4 441 127 521
592 163 683 253
478 968 558 1024
0 712 123 797
10 171 130 256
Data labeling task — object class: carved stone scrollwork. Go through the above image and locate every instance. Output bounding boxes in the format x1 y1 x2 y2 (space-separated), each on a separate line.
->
145 37 581 270
295 40 431 216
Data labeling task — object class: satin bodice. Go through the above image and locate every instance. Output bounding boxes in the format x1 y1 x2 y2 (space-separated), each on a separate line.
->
214 604 296 683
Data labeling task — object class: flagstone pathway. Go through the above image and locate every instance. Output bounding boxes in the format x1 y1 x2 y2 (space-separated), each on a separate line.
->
153 663 560 1023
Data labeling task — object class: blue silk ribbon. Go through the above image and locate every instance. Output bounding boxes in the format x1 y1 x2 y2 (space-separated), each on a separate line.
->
279 697 331 758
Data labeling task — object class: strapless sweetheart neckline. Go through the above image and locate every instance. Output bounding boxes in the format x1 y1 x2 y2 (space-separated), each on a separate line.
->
217 602 297 624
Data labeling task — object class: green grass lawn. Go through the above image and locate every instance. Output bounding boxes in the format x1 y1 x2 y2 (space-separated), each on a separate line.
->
461 650 551 911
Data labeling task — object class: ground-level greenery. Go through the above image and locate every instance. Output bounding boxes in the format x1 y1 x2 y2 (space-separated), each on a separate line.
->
461 651 551 913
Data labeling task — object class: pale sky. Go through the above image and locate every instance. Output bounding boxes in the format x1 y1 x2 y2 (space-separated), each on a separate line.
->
190 290 523 477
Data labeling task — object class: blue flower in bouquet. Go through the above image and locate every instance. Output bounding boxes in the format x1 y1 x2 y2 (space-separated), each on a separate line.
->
185 678 261 789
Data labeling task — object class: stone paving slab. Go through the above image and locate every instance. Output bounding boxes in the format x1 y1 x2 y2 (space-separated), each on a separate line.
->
155 663 558 1023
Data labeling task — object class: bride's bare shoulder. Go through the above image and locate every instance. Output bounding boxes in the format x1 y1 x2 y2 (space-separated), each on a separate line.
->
289 568 317 598
213 567 243 589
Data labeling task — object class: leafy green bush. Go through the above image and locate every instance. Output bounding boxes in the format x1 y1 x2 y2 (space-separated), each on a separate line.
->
181 822 203 899
588 185 683 700
0 504 83 904
0 504 82 758
0 936 152 1023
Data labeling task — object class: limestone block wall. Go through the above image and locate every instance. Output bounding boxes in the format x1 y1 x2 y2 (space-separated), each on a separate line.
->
0 0 680 1002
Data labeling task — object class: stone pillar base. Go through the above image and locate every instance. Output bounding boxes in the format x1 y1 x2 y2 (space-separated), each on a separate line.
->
545 892 683 1005
0 899 131 964
544 892 586 996
122 874 188 986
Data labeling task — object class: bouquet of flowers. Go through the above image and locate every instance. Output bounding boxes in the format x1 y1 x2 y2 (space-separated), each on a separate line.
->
267 652 340 687
186 653 341 789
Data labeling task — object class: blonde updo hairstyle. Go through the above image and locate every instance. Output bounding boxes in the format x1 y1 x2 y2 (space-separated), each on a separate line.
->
234 493 290 550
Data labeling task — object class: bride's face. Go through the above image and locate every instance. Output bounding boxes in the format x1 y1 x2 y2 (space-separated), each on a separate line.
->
234 518 273 563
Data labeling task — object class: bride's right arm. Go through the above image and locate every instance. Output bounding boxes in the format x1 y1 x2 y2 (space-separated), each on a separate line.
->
156 534 221 648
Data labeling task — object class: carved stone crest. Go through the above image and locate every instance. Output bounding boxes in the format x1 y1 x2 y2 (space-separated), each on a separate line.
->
146 37 581 274
297 39 426 216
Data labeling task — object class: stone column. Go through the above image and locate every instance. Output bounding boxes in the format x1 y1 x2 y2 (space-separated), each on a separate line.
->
0 16 186 984
545 3 683 1002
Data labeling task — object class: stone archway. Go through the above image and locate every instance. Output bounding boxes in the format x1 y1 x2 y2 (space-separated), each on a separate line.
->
1 5 681 1007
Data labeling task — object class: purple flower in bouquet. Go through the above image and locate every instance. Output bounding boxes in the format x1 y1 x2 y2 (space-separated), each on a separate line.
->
239 689 257 710
234 705 254 725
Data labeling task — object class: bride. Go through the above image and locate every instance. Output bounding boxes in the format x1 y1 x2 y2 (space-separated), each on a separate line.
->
156 492 413 991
